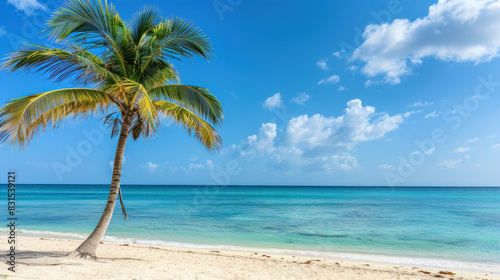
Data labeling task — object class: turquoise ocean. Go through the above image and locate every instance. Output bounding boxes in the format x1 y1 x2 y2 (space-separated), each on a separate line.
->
4 185 500 272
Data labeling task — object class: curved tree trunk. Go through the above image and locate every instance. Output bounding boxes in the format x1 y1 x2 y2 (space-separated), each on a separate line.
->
69 117 132 259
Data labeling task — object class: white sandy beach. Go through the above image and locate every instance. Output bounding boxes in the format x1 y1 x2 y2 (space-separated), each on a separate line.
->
1 236 498 280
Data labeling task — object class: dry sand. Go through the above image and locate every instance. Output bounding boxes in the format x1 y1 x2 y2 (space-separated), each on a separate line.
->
1 236 498 280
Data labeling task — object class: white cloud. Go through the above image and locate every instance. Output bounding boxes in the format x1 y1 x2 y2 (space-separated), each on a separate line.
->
291 92 311 105
403 110 423 118
287 99 409 149
263 93 282 110
454 146 470 153
240 123 277 157
7 0 47 15
323 153 358 171
425 111 441 119
408 101 434 108
333 50 346 58
144 162 159 173
425 148 435 155
438 159 463 168
234 99 413 173
346 65 358 73
0 27 6 37
184 163 204 174
338 86 346 91
316 58 329 70
466 137 479 143
379 164 396 170
491 143 500 150
353 0 500 84
318 75 340 85
169 166 178 174
183 160 216 174
205 160 215 170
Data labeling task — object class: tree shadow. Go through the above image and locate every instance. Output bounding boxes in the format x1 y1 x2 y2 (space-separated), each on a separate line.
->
17 250 69 260
4 250 83 267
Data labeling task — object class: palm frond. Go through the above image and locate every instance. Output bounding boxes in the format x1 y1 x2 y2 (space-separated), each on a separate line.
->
154 101 222 151
130 114 154 140
2 43 119 86
140 17 213 77
44 0 124 44
149 84 223 126
129 6 161 45
135 60 179 89
135 85 158 134
0 89 109 148
103 111 122 138
43 0 129 77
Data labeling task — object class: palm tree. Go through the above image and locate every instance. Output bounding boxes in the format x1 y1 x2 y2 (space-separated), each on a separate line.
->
0 0 223 259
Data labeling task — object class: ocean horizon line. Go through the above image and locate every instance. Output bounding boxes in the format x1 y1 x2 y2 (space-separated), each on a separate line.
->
4 183 500 188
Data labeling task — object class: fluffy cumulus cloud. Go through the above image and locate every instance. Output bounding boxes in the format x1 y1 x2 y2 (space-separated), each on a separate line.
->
287 99 407 149
263 93 282 110
322 153 358 171
291 92 311 105
234 99 413 173
238 123 277 157
352 0 500 84
7 0 47 15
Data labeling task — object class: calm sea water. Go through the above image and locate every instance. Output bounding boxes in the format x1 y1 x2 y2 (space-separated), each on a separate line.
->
5 185 500 270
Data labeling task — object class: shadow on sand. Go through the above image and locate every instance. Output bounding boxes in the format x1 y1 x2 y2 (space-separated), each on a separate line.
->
2 250 79 267
3 249 143 267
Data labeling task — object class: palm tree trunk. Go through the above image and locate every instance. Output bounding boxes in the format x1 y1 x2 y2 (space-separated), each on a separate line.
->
69 117 132 259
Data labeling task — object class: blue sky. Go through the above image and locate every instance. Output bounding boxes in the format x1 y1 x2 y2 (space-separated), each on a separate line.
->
1 0 500 186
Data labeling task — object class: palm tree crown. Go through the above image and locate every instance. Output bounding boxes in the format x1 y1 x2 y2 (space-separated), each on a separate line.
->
0 0 223 150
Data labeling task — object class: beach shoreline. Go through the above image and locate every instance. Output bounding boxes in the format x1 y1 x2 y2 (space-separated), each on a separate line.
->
1 236 498 280
11 229 500 274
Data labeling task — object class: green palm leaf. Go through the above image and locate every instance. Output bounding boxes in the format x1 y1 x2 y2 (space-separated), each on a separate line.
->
129 6 162 45
44 0 129 77
154 101 222 151
149 84 223 127
0 89 109 148
140 17 213 78
3 43 119 85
